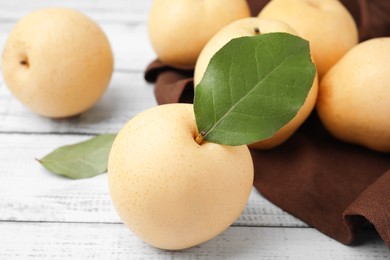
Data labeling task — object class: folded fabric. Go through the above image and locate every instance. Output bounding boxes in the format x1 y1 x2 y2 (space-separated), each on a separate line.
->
251 112 390 246
143 0 390 248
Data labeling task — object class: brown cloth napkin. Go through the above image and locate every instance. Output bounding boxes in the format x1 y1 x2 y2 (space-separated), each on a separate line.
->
144 0 390 248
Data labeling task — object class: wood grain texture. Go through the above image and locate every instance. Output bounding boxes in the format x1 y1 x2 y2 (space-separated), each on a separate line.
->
0 72 157 134
0 222 387 260
0 0 152 23
0 133 304 227
0 0 388 258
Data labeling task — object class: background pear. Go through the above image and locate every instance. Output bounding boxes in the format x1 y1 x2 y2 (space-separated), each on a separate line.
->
148 0 250 67
1 8 114 118
317 37 390 152
258 0 358 77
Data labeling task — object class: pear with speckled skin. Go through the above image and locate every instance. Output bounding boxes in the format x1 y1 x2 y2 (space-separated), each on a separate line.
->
108 104 254 250
258 0 358 77
317 37 390 152
1 8 113 118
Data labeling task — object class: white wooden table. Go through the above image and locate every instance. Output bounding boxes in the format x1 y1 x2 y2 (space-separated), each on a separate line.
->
0 1 388 259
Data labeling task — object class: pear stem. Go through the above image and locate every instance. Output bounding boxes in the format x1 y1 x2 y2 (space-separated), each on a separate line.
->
20 58 29 68
195 131 205 145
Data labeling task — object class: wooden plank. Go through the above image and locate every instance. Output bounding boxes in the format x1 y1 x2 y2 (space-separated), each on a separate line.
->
0 133 304 227
0 71 157 134
0 0 153 23
0 222 387 259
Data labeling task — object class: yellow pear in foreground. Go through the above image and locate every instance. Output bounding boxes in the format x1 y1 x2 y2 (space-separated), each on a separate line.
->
1 8 113 118
108 104 254 250
148 0 250 67
194 17 318 149
317 37 390 152
258 0 358 77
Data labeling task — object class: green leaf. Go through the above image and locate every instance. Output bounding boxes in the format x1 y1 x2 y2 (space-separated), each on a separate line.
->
194 32 316 146
38 134 116 179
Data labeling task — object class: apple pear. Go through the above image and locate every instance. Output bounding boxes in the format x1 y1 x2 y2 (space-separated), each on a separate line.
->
316 37 390 152
194 17 298 84
194 17 319 149
1 8 114 118
148 0 250 67
108 103 254 250
258 0 358 77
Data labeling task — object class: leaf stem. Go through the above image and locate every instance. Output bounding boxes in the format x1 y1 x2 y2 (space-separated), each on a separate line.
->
195 131 206 145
